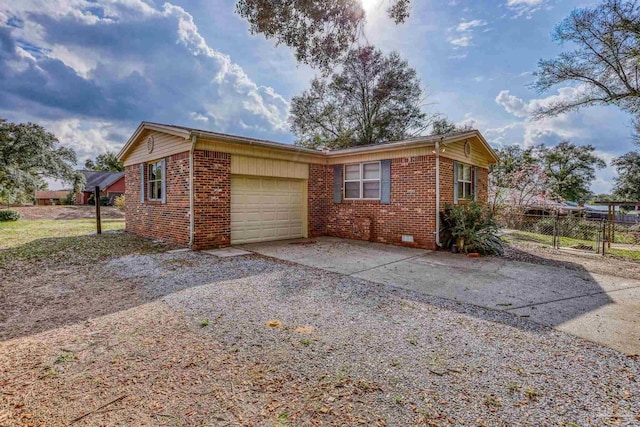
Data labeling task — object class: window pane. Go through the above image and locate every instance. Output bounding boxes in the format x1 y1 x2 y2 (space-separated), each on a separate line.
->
149 182 155 199
157 184 162 201
155 162 162 180
345 164 360 180
345 181 360 198
149 164 156 180
463 165 471 181
458 182 464 198
363 163 380 180
363 181 380 198
457 165 464 181
465 182 472 199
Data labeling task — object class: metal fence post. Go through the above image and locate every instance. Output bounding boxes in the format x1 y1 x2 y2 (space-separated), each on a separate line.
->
601 220 606 256
553 212 559 249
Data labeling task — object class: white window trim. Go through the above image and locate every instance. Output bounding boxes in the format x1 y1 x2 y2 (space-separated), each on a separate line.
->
343 161 381 200
458 163 473 200
147 159 164 201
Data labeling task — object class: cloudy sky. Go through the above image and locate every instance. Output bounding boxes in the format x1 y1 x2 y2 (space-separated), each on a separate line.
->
0 0 636 194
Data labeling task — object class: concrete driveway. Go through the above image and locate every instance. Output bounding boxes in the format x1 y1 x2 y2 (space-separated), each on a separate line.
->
241 237 640 355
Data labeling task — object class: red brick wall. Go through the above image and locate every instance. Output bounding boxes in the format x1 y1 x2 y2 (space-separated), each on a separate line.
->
308 157 490 250
106 176 125 194
192 150 231 250
125 152 190 245
308 164 330 237
477 167 489 203
308 156 439 249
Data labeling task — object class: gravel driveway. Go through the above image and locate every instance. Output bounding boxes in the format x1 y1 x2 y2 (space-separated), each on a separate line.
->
109 250 639 426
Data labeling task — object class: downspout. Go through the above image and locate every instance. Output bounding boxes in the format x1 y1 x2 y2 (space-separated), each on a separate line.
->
435 137 443 247
188 134 197 247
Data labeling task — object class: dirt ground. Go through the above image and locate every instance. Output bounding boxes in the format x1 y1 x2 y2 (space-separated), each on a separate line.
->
504 241 640 280
1 231 639 425
6 205 124 220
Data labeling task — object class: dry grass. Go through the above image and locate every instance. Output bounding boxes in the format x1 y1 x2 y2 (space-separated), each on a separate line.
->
3 205 124 221
0 301 387 426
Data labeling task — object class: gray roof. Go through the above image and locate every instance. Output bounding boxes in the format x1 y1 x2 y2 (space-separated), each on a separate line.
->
81 170 124 190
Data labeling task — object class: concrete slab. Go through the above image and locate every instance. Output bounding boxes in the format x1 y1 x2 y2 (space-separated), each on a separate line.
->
242 237 428 275
508 287 640 354
166 248 192 254
202 248 252 258
240 236 640 354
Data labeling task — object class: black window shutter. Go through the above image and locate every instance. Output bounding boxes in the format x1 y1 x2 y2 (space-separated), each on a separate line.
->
333 165 342 204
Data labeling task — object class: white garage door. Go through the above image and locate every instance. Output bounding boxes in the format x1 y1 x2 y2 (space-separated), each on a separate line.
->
231 176 304 244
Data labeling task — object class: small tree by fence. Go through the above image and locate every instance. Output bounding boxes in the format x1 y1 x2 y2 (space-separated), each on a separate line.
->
499 213 640 257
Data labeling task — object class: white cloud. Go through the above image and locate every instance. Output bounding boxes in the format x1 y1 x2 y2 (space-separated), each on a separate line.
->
448 18 488 49
449 36 472 47
492 88 635 193
456 19 487 32
0 0 292 162
505 0 548 18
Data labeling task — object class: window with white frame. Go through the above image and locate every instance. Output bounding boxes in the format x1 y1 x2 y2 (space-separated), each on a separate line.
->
457 163 473 200
147 160 163 201
344 162 381 200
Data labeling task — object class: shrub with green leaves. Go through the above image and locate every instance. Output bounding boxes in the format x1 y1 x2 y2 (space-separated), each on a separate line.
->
0 210 20 222
441 202 504 255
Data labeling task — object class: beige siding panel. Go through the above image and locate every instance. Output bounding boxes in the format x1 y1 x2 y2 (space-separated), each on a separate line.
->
440 137 493 168
124 130 190 166
328 145 436 165
197 138 324 164
231 155 309 179
231 176 307 244
328 137 494 167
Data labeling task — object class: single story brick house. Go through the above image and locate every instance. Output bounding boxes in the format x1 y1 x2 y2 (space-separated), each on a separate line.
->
75 170 125 205
35 190 71 205
117 122 499 250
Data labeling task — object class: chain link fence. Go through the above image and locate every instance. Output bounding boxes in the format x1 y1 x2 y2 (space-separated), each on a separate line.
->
499 213 640 259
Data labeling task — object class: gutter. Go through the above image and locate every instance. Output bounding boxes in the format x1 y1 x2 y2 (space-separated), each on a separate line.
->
188 134 197 247
435 137 443 247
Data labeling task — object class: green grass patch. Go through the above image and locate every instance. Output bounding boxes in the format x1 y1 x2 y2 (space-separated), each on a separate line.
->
0 218 125 249
608 248 640 260
506 230 640 262
0 219 166 273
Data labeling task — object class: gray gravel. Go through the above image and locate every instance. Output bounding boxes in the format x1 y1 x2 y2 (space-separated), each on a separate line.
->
106 251 639 426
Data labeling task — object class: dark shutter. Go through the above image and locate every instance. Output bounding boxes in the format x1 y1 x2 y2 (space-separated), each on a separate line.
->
380 159 391 204
333 164 342 204
161 159 167 204
140 163 145 204
453 162 459 204
473 166 478 202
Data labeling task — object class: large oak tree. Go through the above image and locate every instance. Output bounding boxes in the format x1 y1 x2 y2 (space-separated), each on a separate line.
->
236 0 410 69
612 151 640 200
289 46 430 149
538 141 606 202
85 151 124 172
0 119 84 205
533 0 640 121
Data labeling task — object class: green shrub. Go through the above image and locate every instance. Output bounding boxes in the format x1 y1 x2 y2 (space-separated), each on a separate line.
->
113 194 125 211
87 194 111 206
441 202 504 256
62 191 75 205
0 210 20 222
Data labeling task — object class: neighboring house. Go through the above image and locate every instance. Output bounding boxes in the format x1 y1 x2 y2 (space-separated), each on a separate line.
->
117 122 499 250
75 170 125 205
35 190 71 205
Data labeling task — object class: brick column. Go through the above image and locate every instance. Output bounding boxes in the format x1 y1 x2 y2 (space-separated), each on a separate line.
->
192 150 231 249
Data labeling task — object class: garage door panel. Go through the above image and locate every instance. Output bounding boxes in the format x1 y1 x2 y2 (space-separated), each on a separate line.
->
231 176 304 244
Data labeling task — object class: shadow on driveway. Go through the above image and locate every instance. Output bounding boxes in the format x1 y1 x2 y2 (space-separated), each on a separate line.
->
242 237 640 354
